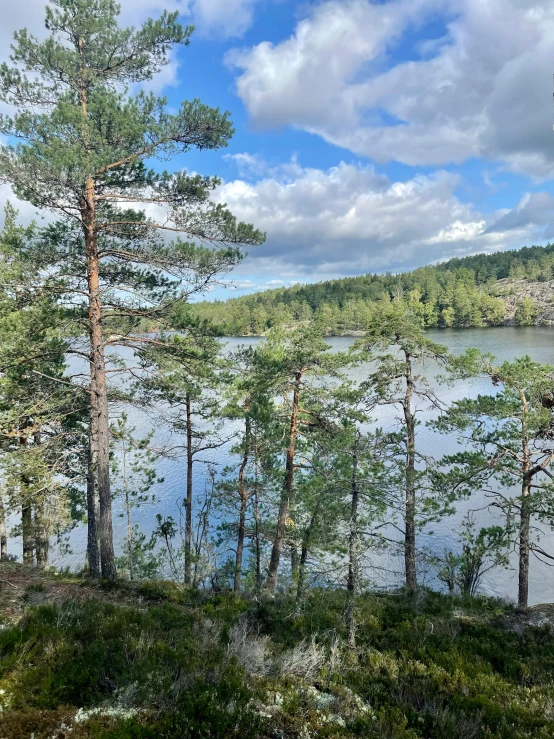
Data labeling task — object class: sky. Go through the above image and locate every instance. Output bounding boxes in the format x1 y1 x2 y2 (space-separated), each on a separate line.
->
2 0 554 299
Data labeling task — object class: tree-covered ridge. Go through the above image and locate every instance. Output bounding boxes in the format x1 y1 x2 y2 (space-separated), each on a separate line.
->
186 242 554 335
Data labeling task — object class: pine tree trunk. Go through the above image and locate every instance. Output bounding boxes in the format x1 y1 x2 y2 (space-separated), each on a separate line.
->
79 49 115 580
234 412 250 592
518 391 531 608
184 392 193 586
33 433 48 570
517 388 532 607
267 371 302 592
254 448 262 595
290 487 299 588
22 503 34 566
86 435 101 577
346 436 359 648
34 498 49 571
518 489 531 607
84 175 116 580
403 351 417 591
235 499 247 592
296 508 318 602
0 493 7 560
20 430 34 566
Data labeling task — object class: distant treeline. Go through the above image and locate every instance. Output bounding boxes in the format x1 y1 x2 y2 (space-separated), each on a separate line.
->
183 243 554 335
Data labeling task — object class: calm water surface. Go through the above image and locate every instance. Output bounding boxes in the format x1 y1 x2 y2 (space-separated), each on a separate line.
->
43 327 554 604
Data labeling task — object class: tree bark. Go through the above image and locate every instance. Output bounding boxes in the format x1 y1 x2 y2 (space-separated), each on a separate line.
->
20 430 34 566
86 435 101 577
253 444 262 595
296 507 319 602
267 371 302 592
0 493 7 560
184 391 193 586
84 175 116 579
518 389 531 608
33 433 48 570
34 498 49 571
234 411 250 592
22 503 34 566
289 488 299 588
518 488 531 607
79 41 115 579
403 350 417 591
346 434 359 648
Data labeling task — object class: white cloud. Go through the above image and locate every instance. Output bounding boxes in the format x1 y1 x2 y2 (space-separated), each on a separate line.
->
224 152 269 178
214 159 552 279
194 0 260 39
229 0 554 178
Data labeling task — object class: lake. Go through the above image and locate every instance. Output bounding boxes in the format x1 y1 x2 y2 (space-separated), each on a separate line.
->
45 327 554 604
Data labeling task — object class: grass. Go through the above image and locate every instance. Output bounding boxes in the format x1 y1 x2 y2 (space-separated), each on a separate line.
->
1 572 554 738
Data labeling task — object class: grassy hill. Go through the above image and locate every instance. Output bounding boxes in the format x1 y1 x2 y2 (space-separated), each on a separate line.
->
3 563 554 738
183 243 554 336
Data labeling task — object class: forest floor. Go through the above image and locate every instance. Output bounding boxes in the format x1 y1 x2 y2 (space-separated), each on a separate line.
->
2 562 554 739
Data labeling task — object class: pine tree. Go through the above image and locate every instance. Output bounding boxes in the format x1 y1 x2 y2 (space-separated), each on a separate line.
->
138 330 226 585
0 205 85 568
0 0 264 577
355 302 450 590
435 353 554 607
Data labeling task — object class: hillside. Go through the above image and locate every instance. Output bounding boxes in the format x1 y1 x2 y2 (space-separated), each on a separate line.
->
3 563 554 739
183 243 554 335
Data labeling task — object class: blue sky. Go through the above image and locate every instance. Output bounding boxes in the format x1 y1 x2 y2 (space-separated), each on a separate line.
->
3 0 554 300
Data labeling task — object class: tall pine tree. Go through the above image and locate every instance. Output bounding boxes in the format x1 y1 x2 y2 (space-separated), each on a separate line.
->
0 0 264 577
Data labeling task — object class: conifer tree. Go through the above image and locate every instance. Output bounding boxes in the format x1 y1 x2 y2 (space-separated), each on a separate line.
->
0 0 264 577
435 353 554 607
138 330 226 585
355 302 450 590
0 205 85 568
257 324 350 591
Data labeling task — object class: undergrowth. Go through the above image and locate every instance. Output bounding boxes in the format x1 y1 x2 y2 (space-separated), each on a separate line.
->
1 579 554 738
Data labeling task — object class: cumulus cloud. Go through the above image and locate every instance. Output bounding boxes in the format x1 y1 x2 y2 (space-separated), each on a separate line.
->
228 0 554 178
193 0 260 39
213 159 552 279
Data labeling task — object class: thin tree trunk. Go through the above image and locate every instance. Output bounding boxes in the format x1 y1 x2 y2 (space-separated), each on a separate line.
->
296 507 319 602
80 42 115 579
403 351 417 591
346 434 359 648
184 392 193 586
86 435 101 577
290 487 299 588
33 433 48 570
518 389 531 608
518 490 531 607
235 499 247 592
22 503 34 566
234 411 250 592
0 493 7 560
20 430 34 566
34 498 49 571
267 371 302 592
254 444 262 595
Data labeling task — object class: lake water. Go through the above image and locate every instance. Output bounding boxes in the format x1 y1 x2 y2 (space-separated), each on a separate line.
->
41 327 554 604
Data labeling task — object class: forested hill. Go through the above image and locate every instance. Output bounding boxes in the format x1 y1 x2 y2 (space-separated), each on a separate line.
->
183 242 554 335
